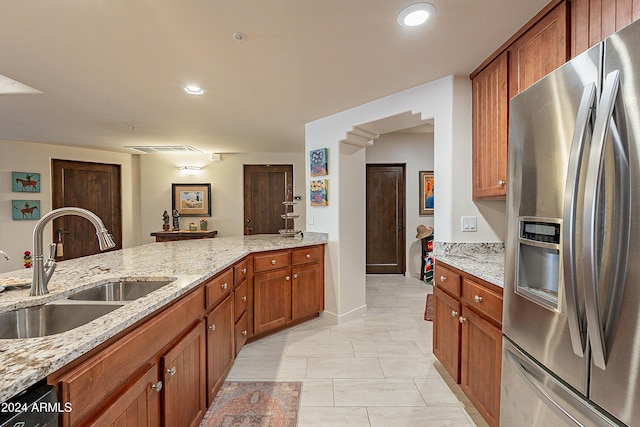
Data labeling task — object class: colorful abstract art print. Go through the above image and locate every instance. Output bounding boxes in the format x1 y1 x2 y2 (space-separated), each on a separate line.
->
310 148 328 176
12 200 41 220
310 179 328 206
12 171 40 193
419 171 434 216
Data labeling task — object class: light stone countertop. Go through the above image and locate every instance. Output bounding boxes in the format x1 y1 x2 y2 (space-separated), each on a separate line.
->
433 242 505 288
0 233 327 404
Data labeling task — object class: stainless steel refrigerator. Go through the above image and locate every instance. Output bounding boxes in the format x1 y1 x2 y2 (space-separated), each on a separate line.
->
501 19 640 427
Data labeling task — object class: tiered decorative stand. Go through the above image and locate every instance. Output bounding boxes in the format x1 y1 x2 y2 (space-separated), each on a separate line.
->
279 185 301 237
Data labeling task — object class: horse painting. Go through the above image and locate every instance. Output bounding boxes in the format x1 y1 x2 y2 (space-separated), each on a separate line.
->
15 177 39 192
12 201 40 220
12 172 40 193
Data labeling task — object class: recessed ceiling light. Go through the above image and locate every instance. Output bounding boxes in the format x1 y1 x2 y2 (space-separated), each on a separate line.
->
183 85 205 95
397 2 436 27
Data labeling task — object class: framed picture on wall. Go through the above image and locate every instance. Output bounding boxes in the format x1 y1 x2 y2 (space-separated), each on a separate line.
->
12 171 40 193
310 148 328 176
172 183 211 216
419 171 434 216
310 179 328 206
12 200 40 220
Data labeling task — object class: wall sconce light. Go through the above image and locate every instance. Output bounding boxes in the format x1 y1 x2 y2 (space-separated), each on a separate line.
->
178 165 202 175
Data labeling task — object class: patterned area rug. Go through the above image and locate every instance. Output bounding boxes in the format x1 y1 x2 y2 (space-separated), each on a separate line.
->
424 293 433 321
199 381 302 427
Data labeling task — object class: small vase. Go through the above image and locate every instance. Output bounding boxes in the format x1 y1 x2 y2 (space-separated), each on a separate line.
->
189 223 197 231
200 220 207 231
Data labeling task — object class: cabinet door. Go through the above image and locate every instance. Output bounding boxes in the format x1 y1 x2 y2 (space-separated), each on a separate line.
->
460 306 502 427
433 286 461 382
509 1 568 98
472 52 508 200
84 365 160 427
206 294 235 405
291 263 324 321
254 269 292 334
572 0 640 57
162 321 207 427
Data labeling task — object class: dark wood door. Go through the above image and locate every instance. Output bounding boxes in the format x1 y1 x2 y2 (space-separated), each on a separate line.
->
52 159 122 260
243 165 293 235
366 164 406 274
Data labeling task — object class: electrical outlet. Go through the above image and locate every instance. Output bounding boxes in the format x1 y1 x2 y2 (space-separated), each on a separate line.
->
461 216 477 232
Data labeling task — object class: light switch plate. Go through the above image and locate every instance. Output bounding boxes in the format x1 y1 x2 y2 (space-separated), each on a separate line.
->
461 216 477 232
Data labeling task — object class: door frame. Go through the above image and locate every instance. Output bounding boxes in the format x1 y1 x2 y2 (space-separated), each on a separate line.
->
243 164 294 235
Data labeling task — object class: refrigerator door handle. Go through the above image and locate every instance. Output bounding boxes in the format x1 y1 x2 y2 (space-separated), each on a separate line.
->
583 70 632 370
562 82 596 357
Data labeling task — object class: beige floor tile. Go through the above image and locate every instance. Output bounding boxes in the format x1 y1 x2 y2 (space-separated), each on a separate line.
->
352 340 424 357
334 379 426 407
298 407 370 427
287 340 355 357
300 379 335 406
307 357 384 379
235 339 289 359
226 357 307 380
415 377 466 407
367 407 475 427
378 356 442 379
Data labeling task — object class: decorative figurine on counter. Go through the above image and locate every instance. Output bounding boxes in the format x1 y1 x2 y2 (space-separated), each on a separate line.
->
162 210 170 231
23 250 32 268
172 209 180 231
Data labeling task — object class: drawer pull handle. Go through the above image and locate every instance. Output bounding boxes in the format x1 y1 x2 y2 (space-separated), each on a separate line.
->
474 295 483 303
167 367 176 376
451 310 458 317
271 259 277 265
440 276 446 282
241 295 247 301
305 254 311 259
241 268 247 274
221 283 228 290
241 330 248 336
209 324 216 332
459 316 467 324
151 381 163 392
285 276 290 281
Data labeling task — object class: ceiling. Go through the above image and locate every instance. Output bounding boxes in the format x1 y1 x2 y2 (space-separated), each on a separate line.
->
0 0 549 155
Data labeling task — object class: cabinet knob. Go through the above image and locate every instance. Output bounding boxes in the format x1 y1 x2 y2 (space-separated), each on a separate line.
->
459 316 467 324
241 295 247 301
271 259 277 265
440 276 446 282
474 295 483 303
305 254 311 259
221 283 228 290
451 310 458 317
209 324 216 332
241 268 247 274
167 366 176 376
498 179 506 187
293 273 298 279
285 276 290 281
241 330 248 336
151 381 163 392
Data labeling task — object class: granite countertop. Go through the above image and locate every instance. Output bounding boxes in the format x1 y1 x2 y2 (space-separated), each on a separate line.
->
433 242 505 288
0 233 327 404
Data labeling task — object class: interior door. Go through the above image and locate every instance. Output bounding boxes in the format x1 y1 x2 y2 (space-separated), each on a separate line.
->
51 159 122 260
243 165 293 235
366 164 405 274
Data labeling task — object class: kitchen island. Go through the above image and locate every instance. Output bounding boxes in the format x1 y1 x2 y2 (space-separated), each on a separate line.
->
0 233 327 406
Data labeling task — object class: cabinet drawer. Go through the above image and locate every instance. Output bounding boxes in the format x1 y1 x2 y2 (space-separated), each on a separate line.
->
292 245 323 265
234 258 249 285
435 264 461 297
254 251 290 272
206 269 233 309
234 280 249 322
235 311 249 356
462 278 502 326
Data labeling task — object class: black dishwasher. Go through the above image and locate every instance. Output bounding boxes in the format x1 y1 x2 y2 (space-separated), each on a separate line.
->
0 383 59 427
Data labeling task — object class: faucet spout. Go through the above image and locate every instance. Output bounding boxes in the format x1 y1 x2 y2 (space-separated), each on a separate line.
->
0 250 9 260
31 207 116 296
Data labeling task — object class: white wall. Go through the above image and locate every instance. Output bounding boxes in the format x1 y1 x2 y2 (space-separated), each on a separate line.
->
139 152 306 241
365 131 434 278
306 75 506 321
0 139 139 273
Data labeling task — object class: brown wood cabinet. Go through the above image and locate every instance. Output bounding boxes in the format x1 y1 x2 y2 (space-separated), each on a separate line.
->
472 52 508 200
254 268 292 334
291 246 324 321
572 0 640 57
433 261 503 427
233 258 253 356
205 294 235 406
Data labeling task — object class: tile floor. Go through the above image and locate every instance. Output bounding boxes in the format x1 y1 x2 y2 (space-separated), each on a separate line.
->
227 274 489 427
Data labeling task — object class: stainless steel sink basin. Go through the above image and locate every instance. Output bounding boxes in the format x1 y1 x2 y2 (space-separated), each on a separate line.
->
0 303 124 339
67 279 173 302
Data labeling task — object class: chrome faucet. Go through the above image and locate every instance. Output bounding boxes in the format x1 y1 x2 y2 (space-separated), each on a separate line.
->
0 250 9 260
31 207 116 296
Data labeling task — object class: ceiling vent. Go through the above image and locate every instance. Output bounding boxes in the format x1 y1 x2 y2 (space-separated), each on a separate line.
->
125 145 202 154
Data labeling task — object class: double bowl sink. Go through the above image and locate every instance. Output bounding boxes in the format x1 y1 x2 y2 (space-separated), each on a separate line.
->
0 279 174 339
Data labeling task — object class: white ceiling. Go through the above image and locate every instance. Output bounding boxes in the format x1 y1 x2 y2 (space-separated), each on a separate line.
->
0 0 549 154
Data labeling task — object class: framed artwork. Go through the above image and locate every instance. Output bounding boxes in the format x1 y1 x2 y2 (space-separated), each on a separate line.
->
310 179 328 206
12 171 40 193
172 183 211 216
12 200 40 220
310 148 328 176
419 171 434 216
